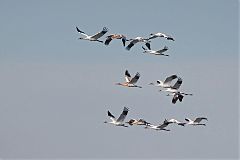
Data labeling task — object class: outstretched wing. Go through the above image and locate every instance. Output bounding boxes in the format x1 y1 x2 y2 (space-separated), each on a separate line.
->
194 117 207 123
126 39 138 50
145 42 151 50
90 27 109 39
166 35 175 41
172 94 178 104
116 107 129 122
171 77 182 90
157 46 168 53
107 111 115 122
104 36 112 45
164 74 178 85
178 93 184 102
122 36 127 46
129 72 140 84
172 92 184 104
157 122 169 129
76 26 88 37
125 70 131 82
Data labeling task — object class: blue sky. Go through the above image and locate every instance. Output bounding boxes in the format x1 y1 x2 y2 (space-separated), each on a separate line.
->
0 0 239 159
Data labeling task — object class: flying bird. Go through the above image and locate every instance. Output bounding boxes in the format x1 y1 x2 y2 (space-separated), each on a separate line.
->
160 77 193 100
142 46 169 56
126 118 150 126
159 77 183 93
115 70 142 88
104 107 129 127
167 91 184 104
148 32 175 41
144 120 171 131
126 37 151 51
165 118 186 126
104 34 127 46
149 74 178 88
76 26 108 43
185 117 208 126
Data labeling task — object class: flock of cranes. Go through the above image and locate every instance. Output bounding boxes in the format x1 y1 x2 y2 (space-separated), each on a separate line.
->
76 26 171 54
104 107 208 131
76 26 208 132
114 70 193 104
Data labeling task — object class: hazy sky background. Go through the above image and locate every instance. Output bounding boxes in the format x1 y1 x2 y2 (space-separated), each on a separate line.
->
0 0 239 159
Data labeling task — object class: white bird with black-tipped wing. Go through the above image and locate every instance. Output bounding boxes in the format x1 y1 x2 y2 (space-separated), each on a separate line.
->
163 77 183 93
104 107 129 127
76 26 108 43
142 46 169 56
161 77 193 102
185 117 208 126
115 70 142 88
165 118 186 126
149 74 178 88
148 32 175 41
126 37 151 51
145 120 171 131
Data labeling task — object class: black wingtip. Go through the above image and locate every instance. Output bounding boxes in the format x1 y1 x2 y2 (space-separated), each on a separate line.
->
122 38 126 47
76 26 80 32
125 70 131 77
107 111 115 118
145 42 151 50
76 26 83 33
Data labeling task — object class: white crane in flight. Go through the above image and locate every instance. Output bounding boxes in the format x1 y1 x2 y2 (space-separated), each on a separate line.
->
76 26 108 43
115 70 142 88
104 107 129 127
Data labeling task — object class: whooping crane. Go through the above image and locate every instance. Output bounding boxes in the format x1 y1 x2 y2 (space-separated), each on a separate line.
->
104 34 127 46
165 118 186 126
142 46 169 56
144 120 171 131
159 77 182 94
160 77 193 101
115 70 142 88
104 107 129 127
185 117 208 126
149 74 178 88
148 32 175 41
126 37 151 51
76 26 108 43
